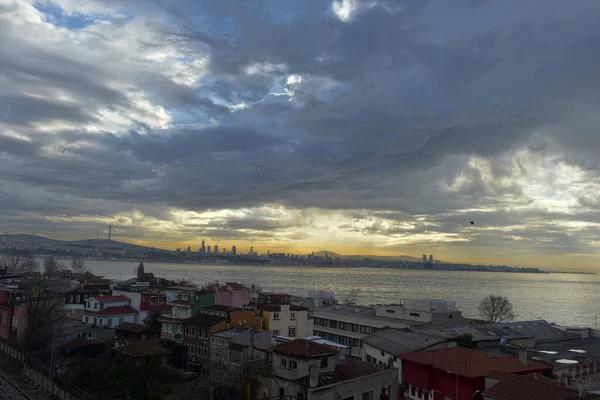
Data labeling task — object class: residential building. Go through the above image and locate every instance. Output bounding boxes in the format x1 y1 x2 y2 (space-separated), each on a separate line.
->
169 289 215 319
115 322 159 342
199 304 263 329
210 328 271 363
83 295 138 327
275 335 352 358
182 314 227 373
252 339 398 400
258 292 291 304
312 299 467 358
115 341 171 366
257 303 312 341
158 315 184 343
482 370 600 400
112 288 171 321
400 347 552 400
214 282 250 308
362 328 455 385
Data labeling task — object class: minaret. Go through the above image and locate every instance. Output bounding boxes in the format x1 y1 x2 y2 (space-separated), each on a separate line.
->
108 224 112 241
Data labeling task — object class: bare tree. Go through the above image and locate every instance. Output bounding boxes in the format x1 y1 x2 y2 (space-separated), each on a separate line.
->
23 280 66 349
70 256 86 272
0 250 38 274
342 288 361 305
43 255 60 274
478 295 515 322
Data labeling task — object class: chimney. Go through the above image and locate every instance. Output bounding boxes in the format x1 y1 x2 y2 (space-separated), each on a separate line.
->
518 348 528 366
309 365 319 388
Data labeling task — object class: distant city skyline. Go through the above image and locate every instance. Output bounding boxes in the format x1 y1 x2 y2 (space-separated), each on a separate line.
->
2 2 600 270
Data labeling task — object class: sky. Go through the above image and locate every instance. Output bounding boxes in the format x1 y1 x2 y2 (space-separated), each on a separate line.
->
2 1 600 269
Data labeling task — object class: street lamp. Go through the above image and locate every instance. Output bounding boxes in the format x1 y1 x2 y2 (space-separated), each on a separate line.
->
472 389 481 399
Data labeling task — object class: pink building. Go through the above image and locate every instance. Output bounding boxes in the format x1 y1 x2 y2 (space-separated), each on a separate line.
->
214 283 250 309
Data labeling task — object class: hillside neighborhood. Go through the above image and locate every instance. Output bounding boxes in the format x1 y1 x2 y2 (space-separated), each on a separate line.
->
0 257 598 399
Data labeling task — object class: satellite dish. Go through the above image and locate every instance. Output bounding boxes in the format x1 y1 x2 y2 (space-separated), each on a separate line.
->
239 320 242 326
243 320 247 325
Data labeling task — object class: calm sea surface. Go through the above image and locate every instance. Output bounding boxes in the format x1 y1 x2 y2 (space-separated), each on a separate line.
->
83 260 599 327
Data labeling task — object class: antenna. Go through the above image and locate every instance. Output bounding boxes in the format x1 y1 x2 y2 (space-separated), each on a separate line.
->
108 224 112 241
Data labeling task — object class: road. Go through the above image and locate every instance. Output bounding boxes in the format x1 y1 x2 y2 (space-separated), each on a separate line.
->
0 370 33 400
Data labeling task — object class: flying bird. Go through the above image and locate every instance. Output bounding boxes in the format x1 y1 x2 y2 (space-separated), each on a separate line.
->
470 221 474 225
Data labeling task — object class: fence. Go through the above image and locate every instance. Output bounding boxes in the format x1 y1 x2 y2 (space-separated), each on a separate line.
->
0 341 83 400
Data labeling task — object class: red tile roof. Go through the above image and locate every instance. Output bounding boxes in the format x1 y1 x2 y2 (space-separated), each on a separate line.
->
400 347 552 378
318 360 386 386
116 342 171 358
274 339 338 358
484 371 600 400
85 305 138 316
89 295 129 303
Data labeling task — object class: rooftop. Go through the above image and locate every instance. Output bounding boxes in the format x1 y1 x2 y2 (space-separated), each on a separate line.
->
61 338 104 353
170 300 191 306
225 282 247 291
363 328 448 356
400 347 552 378
312 304 420 328
85 305 138 316
257 304 308 312
273 339 338 358
202 304 239 312
213 328 252 338
115 322 147 333
87 295 130 303
316 360 389 388
502 337 600 367
484 371 600 400
116 341 171 358
182 314 227 327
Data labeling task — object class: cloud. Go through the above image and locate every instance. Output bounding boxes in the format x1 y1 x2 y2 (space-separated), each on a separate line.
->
1 0 600 267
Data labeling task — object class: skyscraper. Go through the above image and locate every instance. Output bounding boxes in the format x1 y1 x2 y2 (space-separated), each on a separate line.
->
207 245 211 254
423 254 427 263
187 246 191 253
214 245 219 253
429 255 433 263
201 240 206 254
232 245 237 255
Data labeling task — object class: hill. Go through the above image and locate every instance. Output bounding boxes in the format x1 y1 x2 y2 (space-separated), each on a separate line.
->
0 235 157 252
313 250 422 262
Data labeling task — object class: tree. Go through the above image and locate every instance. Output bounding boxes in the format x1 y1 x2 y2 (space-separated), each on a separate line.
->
43 256 60 274
23 280 66 350
478 295 515 323
342 288 361 305
0 249 38 274
143 310 162 330
70 256 86 272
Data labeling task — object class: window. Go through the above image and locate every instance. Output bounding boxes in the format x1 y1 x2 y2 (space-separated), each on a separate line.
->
107 318 112 327
449 314 453 319
88 332 92 338
203 347 208 358
350 338 360 347
185 326 190 335
163 323 168 332
320 357 328 368
99 303 105 310
349 323 358 332
271 330 280 337
197 346 202 356
340 396 354 400
273 312 280 320
93 318 97 325
119 317 124 325
189 345 195 355
168 324 173 333
76 295 81 303
362 390 374 400
182 295 189 300
288 327 296 337
329 320 338 329
339 322 348 330
281 358 288 368
290 312 296 320
204 329 209 339
385 309 395 314
360 325 371 334
409 312 420 317
190 327 196 336
94 303 98 310
85 316 89 323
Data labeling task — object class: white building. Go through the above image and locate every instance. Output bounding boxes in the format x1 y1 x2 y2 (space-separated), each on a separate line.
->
312 299 466 358
253 338 398 400
82 295 138 327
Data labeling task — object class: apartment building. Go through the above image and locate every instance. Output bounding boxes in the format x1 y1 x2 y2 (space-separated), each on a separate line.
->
257 303 312 341
312 299 466 358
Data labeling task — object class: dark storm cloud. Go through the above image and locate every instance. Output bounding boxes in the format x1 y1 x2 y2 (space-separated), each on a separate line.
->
1 0 600 258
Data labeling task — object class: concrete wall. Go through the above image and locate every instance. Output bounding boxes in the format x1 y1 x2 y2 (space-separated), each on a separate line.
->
309 368 398 400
